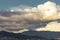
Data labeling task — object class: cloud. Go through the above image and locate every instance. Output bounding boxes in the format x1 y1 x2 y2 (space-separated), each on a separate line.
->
0 1 60 33
9 1 60 21
10 5 33 12
34 21 60 32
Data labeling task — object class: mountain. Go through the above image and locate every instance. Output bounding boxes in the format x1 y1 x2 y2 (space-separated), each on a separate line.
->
22 30 60 39
0 31 50 40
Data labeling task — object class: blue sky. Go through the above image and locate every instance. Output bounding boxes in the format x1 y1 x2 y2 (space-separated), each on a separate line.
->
0 0 60 10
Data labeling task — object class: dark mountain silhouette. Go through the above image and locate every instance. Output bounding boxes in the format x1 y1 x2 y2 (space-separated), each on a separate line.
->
23 30 60 40
0 31 50 40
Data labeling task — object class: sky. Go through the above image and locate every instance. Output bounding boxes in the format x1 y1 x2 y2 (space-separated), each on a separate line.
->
0 0 60 10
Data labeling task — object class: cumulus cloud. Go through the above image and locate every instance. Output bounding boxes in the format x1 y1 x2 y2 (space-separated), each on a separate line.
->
37 1 58 20
0 1 60 33
9 1 60 21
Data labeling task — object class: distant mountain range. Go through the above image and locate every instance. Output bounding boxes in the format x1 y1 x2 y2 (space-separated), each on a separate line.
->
0 31 60 40
0 31 50 40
